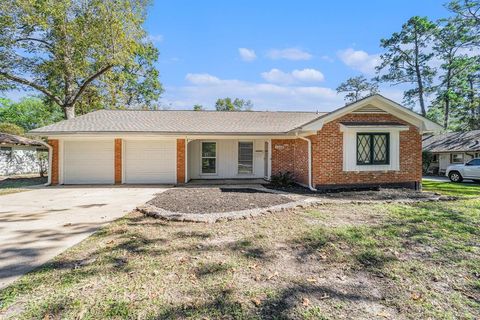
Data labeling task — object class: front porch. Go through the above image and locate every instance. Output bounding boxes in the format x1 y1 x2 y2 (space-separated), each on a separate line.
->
185 138 271 183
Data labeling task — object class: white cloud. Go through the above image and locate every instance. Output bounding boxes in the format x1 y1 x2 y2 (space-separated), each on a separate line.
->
261 68 324 84
162 73 341 111
147 34 164 44
337 48 380 75
185 73 221 85
292 69 324 82
266 48 313 61
238 48 257 61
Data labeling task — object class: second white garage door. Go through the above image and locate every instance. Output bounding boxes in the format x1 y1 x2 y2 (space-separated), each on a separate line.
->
124 140 176 184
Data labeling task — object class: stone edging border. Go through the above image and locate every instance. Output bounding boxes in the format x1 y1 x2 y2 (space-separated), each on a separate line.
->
137 185 458 223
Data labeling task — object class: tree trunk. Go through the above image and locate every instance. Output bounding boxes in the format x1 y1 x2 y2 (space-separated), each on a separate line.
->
64 105 75 119
443 98 450 129
413 31 426 117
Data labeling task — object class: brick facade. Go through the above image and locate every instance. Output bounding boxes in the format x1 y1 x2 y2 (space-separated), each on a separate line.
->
271 138 310 186
114 139 122 184
176 139 186 184
271 113 422 189
47 139 59 185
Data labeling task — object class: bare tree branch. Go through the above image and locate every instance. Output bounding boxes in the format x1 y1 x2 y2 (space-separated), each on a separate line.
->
0 71 63 106
69 65 113 106
14 37 54 50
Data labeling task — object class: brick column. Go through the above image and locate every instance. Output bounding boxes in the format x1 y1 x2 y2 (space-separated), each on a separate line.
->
114 139 122 184
48 139 59 185
176 139 186 184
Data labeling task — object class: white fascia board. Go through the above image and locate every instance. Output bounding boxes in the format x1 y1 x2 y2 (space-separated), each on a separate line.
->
300 95 443 133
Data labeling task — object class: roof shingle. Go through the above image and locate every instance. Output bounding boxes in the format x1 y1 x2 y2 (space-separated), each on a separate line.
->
30 110 325 135
422 130 480 153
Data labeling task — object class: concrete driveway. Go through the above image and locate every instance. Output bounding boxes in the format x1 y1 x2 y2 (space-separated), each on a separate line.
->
0 186 168 289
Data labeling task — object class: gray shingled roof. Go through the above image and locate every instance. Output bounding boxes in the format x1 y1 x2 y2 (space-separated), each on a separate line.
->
30 110 326 135
423 130 480 153
0 132 45 146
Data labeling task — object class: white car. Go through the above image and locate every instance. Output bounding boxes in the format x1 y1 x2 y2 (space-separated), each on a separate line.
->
446 158 480 183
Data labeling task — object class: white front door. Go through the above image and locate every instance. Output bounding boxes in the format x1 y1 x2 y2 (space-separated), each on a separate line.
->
63 140 114 184
124 140 176 184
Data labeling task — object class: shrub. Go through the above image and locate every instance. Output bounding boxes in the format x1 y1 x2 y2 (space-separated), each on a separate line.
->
0 122 24 136
270 171 295 187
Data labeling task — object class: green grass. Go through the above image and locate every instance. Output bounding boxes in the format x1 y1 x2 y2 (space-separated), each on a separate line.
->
0 183 479 319
422 179 480 197
0 176 46 196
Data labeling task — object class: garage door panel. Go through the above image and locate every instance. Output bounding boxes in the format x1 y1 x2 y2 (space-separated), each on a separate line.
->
63 141 114 184
124 140 176 184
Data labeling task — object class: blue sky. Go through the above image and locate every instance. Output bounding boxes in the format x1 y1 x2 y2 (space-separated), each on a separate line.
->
10 0 452 112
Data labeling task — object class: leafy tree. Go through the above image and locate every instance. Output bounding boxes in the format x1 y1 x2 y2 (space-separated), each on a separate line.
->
448 0 480 43
193 104 204 111
0 0 153 119
215 98 253 111
433 19 478 129
0 97 63 131
0 122 24 135
336 76 379 103
376 16 437 116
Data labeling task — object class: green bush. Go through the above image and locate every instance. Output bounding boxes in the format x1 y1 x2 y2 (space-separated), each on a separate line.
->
270 171 296 187
0 122 25 136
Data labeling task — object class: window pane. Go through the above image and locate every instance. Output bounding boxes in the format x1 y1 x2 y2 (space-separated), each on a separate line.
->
373 134 388 163
202 158 216 173
452 153 463 163
357 135 371 164
238 142 253 174
202 142 216 157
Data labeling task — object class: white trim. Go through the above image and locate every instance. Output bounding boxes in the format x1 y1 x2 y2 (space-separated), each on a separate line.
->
301 95 443 133
200 141 217 175
237 140 254 175
342 127 400 172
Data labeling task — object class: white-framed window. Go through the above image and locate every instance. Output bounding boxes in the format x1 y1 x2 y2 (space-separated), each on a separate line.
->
356 133 390 165
432 154 439 163
451 153 464 163
201 141 216 174
475 152 480 159
238 141 253 174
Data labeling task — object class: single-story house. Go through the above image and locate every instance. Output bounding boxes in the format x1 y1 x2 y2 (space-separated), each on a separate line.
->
29 94 441 190
0 132 48 176
423 130 480 174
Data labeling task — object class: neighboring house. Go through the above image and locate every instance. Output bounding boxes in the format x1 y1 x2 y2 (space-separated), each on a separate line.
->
0 133 48 176
30 95 441 190
423 130 480 174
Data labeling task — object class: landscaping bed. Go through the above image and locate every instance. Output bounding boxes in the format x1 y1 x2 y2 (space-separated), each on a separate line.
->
146 187 294 214
264 184 456 201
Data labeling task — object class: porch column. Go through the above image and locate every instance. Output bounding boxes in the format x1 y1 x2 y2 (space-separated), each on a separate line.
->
176 138 186 184
48 139 59 185
114 138 122 184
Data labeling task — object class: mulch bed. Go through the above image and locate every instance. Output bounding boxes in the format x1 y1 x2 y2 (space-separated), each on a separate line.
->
147 187 294 214
264 184 456 201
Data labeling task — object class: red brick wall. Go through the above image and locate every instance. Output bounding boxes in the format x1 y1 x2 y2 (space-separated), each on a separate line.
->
48 139 59 185
271 138 310 186
176 139 186 184
271 113 422 189
114 139 122 184
311 113 422 187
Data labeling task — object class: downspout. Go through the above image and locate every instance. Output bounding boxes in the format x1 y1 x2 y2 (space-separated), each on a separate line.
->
297 134 317 191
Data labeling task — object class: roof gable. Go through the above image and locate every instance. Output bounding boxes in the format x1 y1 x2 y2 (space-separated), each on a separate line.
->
300 95 442 133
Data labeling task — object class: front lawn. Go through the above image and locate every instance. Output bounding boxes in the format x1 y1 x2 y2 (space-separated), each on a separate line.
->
0 183 479 319
0 175 47 196
422 179 480 197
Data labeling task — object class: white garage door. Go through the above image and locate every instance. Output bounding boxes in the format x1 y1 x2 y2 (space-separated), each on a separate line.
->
124 140 176 184
63 141 114 184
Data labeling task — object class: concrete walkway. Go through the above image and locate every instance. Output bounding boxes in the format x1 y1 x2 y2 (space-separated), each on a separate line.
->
0 186 168 289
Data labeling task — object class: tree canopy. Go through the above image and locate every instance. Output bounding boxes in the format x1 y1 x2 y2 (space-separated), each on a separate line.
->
215 98 253 111
336 76 379 103
0 0 161 119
